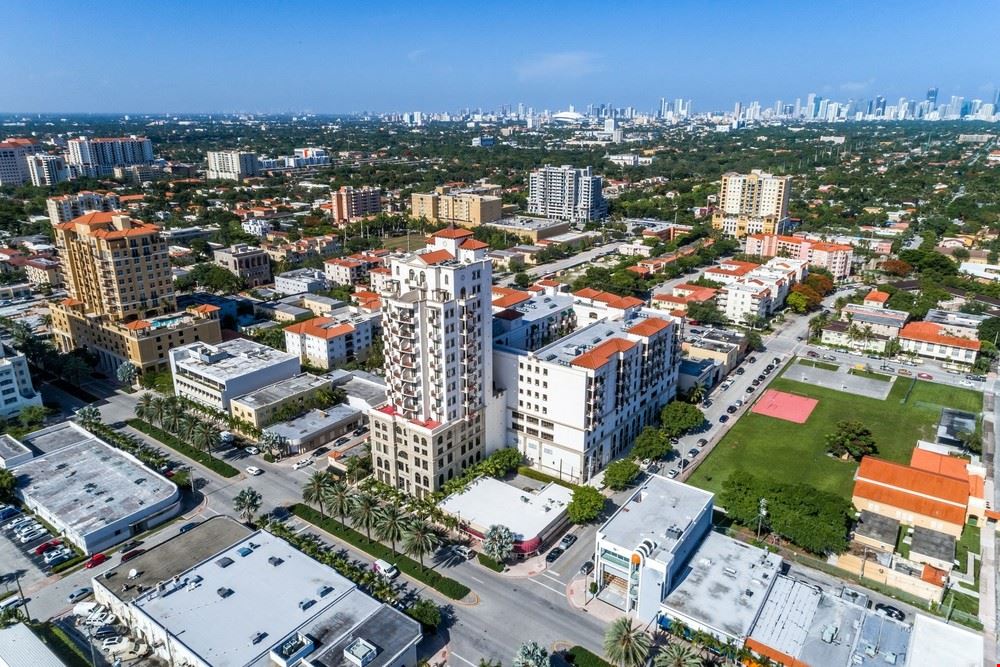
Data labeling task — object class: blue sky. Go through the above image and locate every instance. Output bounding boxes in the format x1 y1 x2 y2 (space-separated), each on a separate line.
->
4 0 998 113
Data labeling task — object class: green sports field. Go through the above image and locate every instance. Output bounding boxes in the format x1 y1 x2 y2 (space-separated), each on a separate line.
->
687 376 982 498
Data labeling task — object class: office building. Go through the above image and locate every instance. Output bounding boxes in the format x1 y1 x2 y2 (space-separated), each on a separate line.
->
25 154 69 186
49 212 223 375
206 150 259 181
0 138 43 186
330 185 382 224
0 344 42 418
265 404 364 455
67 135 153 177
494 311 679 483
527 165 607 222
369 227 500 497
46 191 121 224
745 234 853 279
411 183 503 226
711 170 792 239
324 251 386 287
284 310 380 369
273 268 327 295
92 518 421 667
229 373 333 429
6 421 180 554
213 243 272 287
170 338 300 411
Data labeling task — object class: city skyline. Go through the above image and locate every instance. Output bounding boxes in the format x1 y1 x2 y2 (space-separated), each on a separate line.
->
4 0 999 114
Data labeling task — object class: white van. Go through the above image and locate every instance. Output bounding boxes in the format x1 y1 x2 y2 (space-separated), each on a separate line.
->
373 559 399 579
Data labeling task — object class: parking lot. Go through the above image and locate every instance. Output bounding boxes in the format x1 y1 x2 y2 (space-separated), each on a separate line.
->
0 508 70 608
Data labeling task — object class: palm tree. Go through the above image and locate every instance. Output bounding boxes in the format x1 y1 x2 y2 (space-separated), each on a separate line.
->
654 643 700 667
233 488 262 524
351 491 381 541
603 617 650 667
177 415 197 443
322 479 352 528
303 470 333 517
149 396 167 427
135 393 156 422
162 400 185 433
192 420 219 452
686 383 705 405
402 518 439 568
75 405 101 429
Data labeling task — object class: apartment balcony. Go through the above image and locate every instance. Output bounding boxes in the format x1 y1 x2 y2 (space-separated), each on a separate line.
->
399 354 417 369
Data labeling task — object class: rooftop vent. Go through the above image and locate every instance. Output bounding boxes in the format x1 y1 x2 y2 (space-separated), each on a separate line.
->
268 556 284 567
217 587 234 598
216 557 234 568
344 638 378 667
250 632 267 646
723 567 738 578
317 584 333 597
238 546 253 557
298 598 315 611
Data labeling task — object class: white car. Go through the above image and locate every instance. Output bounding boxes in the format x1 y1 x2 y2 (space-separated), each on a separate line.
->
101 636 125 650
4 516 33 531
14 522 41 537
19 528 46 543
245 466 263 476
293 459 312 470
0 596 24 610
960 380 974 387
44 547 72 564
244 447 259 455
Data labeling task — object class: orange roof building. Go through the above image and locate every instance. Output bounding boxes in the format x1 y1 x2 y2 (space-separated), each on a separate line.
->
863 289 891 307
284 313 378 370
899 321 980 365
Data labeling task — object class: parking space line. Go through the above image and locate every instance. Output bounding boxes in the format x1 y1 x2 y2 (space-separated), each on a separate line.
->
450 651 478 667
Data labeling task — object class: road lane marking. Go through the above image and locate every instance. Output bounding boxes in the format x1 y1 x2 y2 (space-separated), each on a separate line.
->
450 651 478 667
529 578 566 596
464 574 485 584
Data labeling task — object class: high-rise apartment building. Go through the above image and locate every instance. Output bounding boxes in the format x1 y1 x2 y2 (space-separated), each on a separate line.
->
67 136 153 177
329 186 382 224
410 183 503 227
49 212 222 375
206 151 259 181
0 138 44 186
26 154 69 187
710 170 792 239
369 227 501 497
527 165 607 222
46 191 121 224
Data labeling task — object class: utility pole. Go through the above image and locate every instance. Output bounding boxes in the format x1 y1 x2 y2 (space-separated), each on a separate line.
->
14 572 30 624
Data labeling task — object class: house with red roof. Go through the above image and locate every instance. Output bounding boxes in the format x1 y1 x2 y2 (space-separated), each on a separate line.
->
899 321 980 365
284 312 379 369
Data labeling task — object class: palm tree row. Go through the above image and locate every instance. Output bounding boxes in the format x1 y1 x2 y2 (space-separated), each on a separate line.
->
135 393 222 453
302 470 441 567
602 616 772 667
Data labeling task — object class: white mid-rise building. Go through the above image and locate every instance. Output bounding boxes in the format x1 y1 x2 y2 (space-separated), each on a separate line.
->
715 257 808 324
206 150 259 181
46 191 121 224
26 154 69 186
528 164 608 222
369 227 500 497
284 309 381 369
0 138 44 186
67 135 153 177
0 344 42 417
494 310 679 483
169 339 300 411
273 268 327 295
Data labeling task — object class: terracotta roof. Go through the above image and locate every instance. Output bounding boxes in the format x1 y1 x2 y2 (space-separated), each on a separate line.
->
492 287 532 309
920 564 948 586
899 321 981 350
416 249 454 265
369 266 391 274
460 239 489 250
66 211 119 226
573 288 644 310
853 480 966 526
123 320 151 330
672 283 718 302
857 457 970 505
536 279 560 287
119 194 145 202
432 227 474 239
865 289 891 303
571 338 635 370
704 260 760 277
60 298 83 307
909 449 970 481
284 317 355 340
652 294 687 306
189 304 220 314
627 317 670 337
325 258 363 268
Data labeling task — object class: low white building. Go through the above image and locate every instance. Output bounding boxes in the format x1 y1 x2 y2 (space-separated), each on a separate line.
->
9 422 180 554
284 310 380 369
0 344 42 418
170 339 300 411
273 268 327 295
715 257 808 324
92 518 421 667
241 217 272 238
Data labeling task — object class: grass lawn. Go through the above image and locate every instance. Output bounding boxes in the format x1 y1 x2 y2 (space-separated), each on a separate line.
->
895 528 910 559
797 358 839 371
849 368 891 382
956 521 981 579
380 232 428 251
688 376 982 498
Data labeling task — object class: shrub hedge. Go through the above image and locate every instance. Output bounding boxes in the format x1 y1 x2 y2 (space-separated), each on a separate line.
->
30 623 90 667
565 646 611 667
477 552 505 572
128 419 239 478
291 504 471 600
50 555 87 574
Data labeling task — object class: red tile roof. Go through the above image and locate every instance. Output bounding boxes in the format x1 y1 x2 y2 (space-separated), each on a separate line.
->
284 317 355 340
571 338 635 370
920 564 948 586
432 227 474 239
492 287 532 309
853 481 966 526
123 320 152 331
189 304 220 314
417 249 454 265
857 457 969 505
627 317 670 337
460 239 489 250
909 449 970 481
865 289 890 304
573 288 644 310
899 321 981 350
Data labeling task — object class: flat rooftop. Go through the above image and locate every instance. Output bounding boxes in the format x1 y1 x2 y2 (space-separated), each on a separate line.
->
909 526 956 563
854 510 900 546
662 531 782 640
440 477 572 541
529 317 642 367
599 475 713 563
908 613 982 667
266 405 360 444
14 422 178 537
232 373 331 410
132 528 408 667
489 216 569 231
0 622 65 667
329 369 388 408
853 608 911 667
0 432 30 463
925 308 989 327
172 338 299 383
306 604 420 667
506 292 574 323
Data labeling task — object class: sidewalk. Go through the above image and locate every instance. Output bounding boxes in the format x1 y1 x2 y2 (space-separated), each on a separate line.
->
566 574 625 624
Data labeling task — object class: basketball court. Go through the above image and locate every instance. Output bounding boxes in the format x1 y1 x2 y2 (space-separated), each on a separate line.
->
751 388 818 424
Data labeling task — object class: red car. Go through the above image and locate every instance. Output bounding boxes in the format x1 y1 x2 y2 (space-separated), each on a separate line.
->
34 539 62 556
84 553 108 569
917 372 933 380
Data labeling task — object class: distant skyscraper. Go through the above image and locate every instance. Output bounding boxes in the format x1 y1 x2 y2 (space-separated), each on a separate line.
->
206 151 259 181
926 87 938 108
0 138 43 186
875 96 887 116
67 135 153 177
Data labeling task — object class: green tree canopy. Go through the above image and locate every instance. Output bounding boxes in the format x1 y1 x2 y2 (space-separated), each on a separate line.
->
567 486 606 524
603 459 640 491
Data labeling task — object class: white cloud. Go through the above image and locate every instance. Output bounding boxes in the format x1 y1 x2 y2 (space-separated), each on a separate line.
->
515 51 605 82
839 78 875 94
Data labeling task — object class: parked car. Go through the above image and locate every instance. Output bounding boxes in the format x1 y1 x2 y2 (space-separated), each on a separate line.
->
353 427 369 436
245 466 263 476
4 516 33 531
677 459 690 470
719 415 730 423
735 368 746 375
179 522 199 534
293 458 312 470
121 549 145 562
874 603 905 621
946 368 961 375
897 368 911 376
545 547 564 564
93 625 118 641
806 350 819 358
726 405 738 414
667 468 679 478
19 528 46 543
14 521 41 537
772 357 781 365
101 636 125 650
748 357 757 364
822 354 837 361
701 399 713 408
697 438 709 447
34 539 62 555
453 545 474 560
45 549 72 566
559 534 578 549
85 553 108 569
0 506 19 521
373 559 399 579
0 596 24 611
580 560 594 575
334 436 351 447
118 540 141 553
244 446 259 455
311 447 330 458
745 385 756 394
917 372 933 380
67 587 92 603
960 380 974 387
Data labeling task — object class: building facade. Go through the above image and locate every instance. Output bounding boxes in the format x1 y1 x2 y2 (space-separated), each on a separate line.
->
213 244 272 287
26 154 69 186
67 135 153 177
49 212 223 375
284 311 380 369
711 170 792 238
330 186 382 224
527 165 607 222
368 228 500 497
46 191 121 224
411 183 503 226
745 234 853 279
206 150 259 181
0 344 42 418
0 138 43 186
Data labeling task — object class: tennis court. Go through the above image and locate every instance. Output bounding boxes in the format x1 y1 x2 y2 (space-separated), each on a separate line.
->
751 388 818 423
